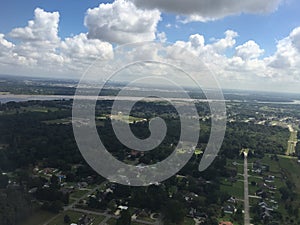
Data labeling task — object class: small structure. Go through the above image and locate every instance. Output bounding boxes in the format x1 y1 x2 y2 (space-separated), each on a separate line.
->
223 205 235 214
219 222 234 225
227 196 236 204
118 205 128 210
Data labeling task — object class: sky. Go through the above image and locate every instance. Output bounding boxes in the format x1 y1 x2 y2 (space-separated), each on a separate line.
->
1 0 300 93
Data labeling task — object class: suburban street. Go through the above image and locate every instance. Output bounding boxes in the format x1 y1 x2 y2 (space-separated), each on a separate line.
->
41 182 160 225
243 150 250 225
41 185 102 225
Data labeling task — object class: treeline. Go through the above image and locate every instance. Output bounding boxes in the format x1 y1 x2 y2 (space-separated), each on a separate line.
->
221 122 289 158
0 189 33 225
0 100 289 171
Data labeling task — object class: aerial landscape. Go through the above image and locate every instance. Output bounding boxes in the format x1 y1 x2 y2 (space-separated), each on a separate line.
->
1 1 300 225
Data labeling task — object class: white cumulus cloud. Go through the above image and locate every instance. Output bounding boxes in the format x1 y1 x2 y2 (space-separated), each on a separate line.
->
1 8 113 77
84 0 161 44
0 34 14 56
61 33 113 60
235 40 264 60
10 8 60 43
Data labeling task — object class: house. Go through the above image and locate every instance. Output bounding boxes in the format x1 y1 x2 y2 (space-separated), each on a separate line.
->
252 168 262 174
77 182 88 189
78 214 91 225
227 196 236 204
259 201 268 208
267 175 275 179
28 187 38 194
129 150 144 158
187 208 207 219
256 189 267 198
219 222 233 225
118 205 128 210
264 175 275 183
252 161 269 173
57 174 66 183
184 192 198 202
264 179 274 183
259 202 274 211
188 208 196 217
261 210 272 220
228 177 237 183
223 205 235 214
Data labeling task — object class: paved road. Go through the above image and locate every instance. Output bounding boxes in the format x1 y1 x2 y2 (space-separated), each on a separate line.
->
41 182 159 225
42 185 103 225
69 208 158 225
243 152 250 225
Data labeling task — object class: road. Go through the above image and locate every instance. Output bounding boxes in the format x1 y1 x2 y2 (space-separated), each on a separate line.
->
41 183 160 225
42 185 104 225
70 208 158 225
286 125 298 155
243 151 250 225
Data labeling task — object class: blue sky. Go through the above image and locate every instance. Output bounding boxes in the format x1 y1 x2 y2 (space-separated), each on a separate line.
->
1 0 300 92
2 0 299 54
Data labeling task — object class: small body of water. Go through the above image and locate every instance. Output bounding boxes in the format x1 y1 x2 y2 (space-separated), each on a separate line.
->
230 100 300 105
0 94 73 103
0 94 227 104
255 100 300 105
1 94 300 105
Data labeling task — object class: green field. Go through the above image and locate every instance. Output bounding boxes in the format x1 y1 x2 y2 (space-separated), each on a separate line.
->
108 114 144 123
106 218 117 225
70 189 90 199
21 210 55 225
43 117 71 124
183 217 195 225
221 159 245 199
286 130 298 155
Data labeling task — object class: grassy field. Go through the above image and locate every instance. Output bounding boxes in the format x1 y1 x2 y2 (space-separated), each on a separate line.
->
21 210 55 225
49 211 83 225
109 114 144 123
70 189 90 199
220 178 244 199
278 156 300 194
221 159 244 199
43 117 72 124
107 218 157 225
106 218 117 225
286 130 298 155
182 217 195 225
132 222 151 225
1 105 59 115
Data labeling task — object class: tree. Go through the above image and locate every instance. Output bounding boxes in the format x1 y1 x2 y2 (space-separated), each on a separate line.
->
163 200 185 225
64 214 71 224
202 217 218 225
50 200 63 213
50 175 59 189
0 174 8 188
279 186 291 200
116 210 131 225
